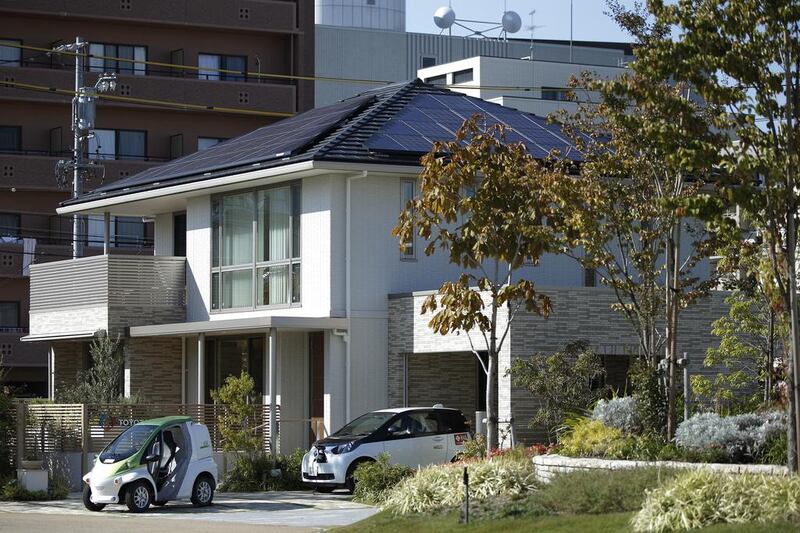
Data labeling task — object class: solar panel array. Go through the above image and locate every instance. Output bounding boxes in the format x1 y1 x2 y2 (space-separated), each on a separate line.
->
92 93 376 193
366 93 580 159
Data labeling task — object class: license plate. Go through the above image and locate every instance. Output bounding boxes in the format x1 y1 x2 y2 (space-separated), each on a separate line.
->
454 432 469 445
310 461 319 476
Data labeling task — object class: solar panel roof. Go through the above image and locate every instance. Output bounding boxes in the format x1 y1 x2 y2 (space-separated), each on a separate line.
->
365 93 580 160
89 93 376 194
63 80 585 207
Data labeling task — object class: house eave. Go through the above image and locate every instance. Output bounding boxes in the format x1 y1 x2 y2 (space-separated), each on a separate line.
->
130 316 350 337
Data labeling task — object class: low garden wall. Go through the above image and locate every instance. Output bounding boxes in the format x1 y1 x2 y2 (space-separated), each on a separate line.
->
533 454 789 484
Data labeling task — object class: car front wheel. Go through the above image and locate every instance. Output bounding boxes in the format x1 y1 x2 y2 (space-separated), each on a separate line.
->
82 485 105 512
125 480 152 513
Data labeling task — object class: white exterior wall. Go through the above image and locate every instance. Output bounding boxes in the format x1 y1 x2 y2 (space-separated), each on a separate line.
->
186 196 212 322
315 0 405 32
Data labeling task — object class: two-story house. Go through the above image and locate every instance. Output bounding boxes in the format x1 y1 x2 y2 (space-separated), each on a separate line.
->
24 80 727 451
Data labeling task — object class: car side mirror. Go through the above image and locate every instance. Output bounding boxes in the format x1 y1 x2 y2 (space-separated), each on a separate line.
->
144 453 159 463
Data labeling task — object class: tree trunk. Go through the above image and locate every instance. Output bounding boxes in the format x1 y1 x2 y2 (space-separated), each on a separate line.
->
485 351 498 451
785 210 800 473
665 223 680 439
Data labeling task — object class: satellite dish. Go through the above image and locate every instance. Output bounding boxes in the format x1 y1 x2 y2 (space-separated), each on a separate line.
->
434 6 456 29
502 11 522 33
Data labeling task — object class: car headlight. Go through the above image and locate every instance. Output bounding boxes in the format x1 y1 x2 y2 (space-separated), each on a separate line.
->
332 440 360 454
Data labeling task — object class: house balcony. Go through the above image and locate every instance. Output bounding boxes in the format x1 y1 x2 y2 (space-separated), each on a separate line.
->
26 254 186 342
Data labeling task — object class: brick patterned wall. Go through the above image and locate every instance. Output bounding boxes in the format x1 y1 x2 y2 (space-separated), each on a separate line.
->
52 341 84 395
124 337 182 403
407 352 478 422
108 305 185 337
389 287 729 445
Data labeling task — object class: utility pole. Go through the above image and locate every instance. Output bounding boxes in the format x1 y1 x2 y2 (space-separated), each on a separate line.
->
569 0 574 63
53 37 116 259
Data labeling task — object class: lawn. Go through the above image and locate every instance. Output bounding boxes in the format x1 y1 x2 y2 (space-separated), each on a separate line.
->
342 510 800 533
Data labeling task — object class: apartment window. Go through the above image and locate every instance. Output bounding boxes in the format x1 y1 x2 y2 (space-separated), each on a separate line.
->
400 179 416 259
198 137 227 151
0 126 21 153
85 215 146 248
542 87 570 101
452 68 473 84
89 42 146 75
426 74 447 86
0 213 20 239
584 266 597 287
198 54 246 81
0 302 19 329
89 129 146 160
0 38 21 67
421 56 436 68
211 183 301 310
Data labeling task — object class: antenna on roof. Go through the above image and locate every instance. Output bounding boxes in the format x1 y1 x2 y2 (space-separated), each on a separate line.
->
433 5 522 41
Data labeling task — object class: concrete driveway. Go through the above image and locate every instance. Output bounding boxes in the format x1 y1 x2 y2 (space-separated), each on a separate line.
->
0 490 378 532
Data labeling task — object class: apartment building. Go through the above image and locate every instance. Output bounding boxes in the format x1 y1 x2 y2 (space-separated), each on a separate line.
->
0 0 314 395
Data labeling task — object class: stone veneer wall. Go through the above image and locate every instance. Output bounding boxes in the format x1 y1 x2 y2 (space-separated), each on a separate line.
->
124 337 183 403
52 341 85 395
407 352 477 420
388 287 729 445
533 454 789 483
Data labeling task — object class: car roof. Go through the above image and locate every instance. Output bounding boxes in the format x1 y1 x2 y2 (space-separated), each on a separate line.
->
138 415 192 427
373 407 461 414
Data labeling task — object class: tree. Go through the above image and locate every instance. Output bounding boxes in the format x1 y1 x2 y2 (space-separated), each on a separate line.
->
58 330 124 404
393 116 559 450
630 0 800 472
210 371 260 455
552 53 729 438
508 341 608 442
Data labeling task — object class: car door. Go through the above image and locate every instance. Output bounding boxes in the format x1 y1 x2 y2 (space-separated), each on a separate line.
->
381 412 437 467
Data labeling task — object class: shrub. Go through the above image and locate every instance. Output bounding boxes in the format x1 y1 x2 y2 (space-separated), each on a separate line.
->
629 361 666 435
592 396 641 434
558 418 630 458
353 453 414 505
211 371 261 454
459 434 486 460
533 467 679 515
632 470 800 532
383 455 537 515
509 340 608 441
220 449 306 492
760 431 787 465
0 387 14 480
674 411 786 462
0 479 68 501
57 331 127 404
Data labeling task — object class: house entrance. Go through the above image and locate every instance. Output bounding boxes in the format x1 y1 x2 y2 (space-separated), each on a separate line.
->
203 336 264 403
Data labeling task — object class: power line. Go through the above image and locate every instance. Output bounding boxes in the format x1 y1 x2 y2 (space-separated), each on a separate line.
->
1 79 294 118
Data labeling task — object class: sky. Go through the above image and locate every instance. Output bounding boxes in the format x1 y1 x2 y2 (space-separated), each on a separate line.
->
406 0 638 43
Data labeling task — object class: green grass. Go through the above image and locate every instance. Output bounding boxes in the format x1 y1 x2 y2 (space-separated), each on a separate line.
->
341 510 800 533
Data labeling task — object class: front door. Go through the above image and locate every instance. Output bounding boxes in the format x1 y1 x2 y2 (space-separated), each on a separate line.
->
204 336 265 402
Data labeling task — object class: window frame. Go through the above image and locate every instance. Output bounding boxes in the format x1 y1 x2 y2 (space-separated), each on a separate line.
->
197 53 247 82
0 301 20 329
0 38 22 68
89 128 147 160
400 179 416 261
420 56 436 69
452 68 474 84
210 182 302 313
0 125 21 153
88 41 147 76
0 212 21 239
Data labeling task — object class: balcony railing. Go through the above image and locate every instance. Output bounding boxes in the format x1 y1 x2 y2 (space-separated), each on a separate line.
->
28 255 186 339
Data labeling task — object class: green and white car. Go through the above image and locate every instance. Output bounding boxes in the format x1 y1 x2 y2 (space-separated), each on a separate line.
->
82 415 218 513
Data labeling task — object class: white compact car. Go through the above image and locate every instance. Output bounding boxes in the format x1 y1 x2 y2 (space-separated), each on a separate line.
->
302 406 471 492
82 416 218 513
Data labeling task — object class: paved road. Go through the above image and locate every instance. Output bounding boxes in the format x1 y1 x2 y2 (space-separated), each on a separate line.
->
0 491 378 532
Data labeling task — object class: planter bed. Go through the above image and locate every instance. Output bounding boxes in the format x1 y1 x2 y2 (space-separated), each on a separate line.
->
532 454 788 483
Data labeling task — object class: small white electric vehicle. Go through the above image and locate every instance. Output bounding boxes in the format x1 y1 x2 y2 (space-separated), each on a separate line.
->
82 415 218 513
302 406 471 492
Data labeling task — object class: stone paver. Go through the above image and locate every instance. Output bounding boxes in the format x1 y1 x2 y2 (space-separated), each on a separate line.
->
0 490 378 530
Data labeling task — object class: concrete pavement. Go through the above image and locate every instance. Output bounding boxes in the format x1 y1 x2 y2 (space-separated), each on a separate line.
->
0 490 378 532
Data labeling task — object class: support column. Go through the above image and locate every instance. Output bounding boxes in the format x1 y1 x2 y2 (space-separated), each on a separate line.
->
103 211 111 255
181 336 186 404
323 330 347 435
197 333 205 404
47 344 55 400
268 328 278 453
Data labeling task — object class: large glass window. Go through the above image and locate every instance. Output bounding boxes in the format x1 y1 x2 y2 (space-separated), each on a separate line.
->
198 54 246 81
0 126 21 153
211 184 301 310
89 42 146 75
0 302 20 329
89 129 146 160
0 213 20 239
0 39 22 67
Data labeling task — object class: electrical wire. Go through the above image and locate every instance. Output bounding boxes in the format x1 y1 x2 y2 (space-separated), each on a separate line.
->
1 79 294 118
2 41 599 93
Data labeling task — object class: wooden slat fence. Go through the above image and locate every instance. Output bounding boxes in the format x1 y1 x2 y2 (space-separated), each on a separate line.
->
13 403 279 461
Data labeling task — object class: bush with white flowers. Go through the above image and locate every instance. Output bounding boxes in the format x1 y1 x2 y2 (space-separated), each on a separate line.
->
674 411 786 461
592 396 641 435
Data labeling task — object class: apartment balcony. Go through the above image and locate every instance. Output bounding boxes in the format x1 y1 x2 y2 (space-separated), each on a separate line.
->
0 328 46 368
0 0 299 33
0 64 296 115
26 255 186 342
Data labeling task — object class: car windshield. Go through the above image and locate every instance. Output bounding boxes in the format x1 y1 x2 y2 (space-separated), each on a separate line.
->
99 424 157 463
333 412 395 437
